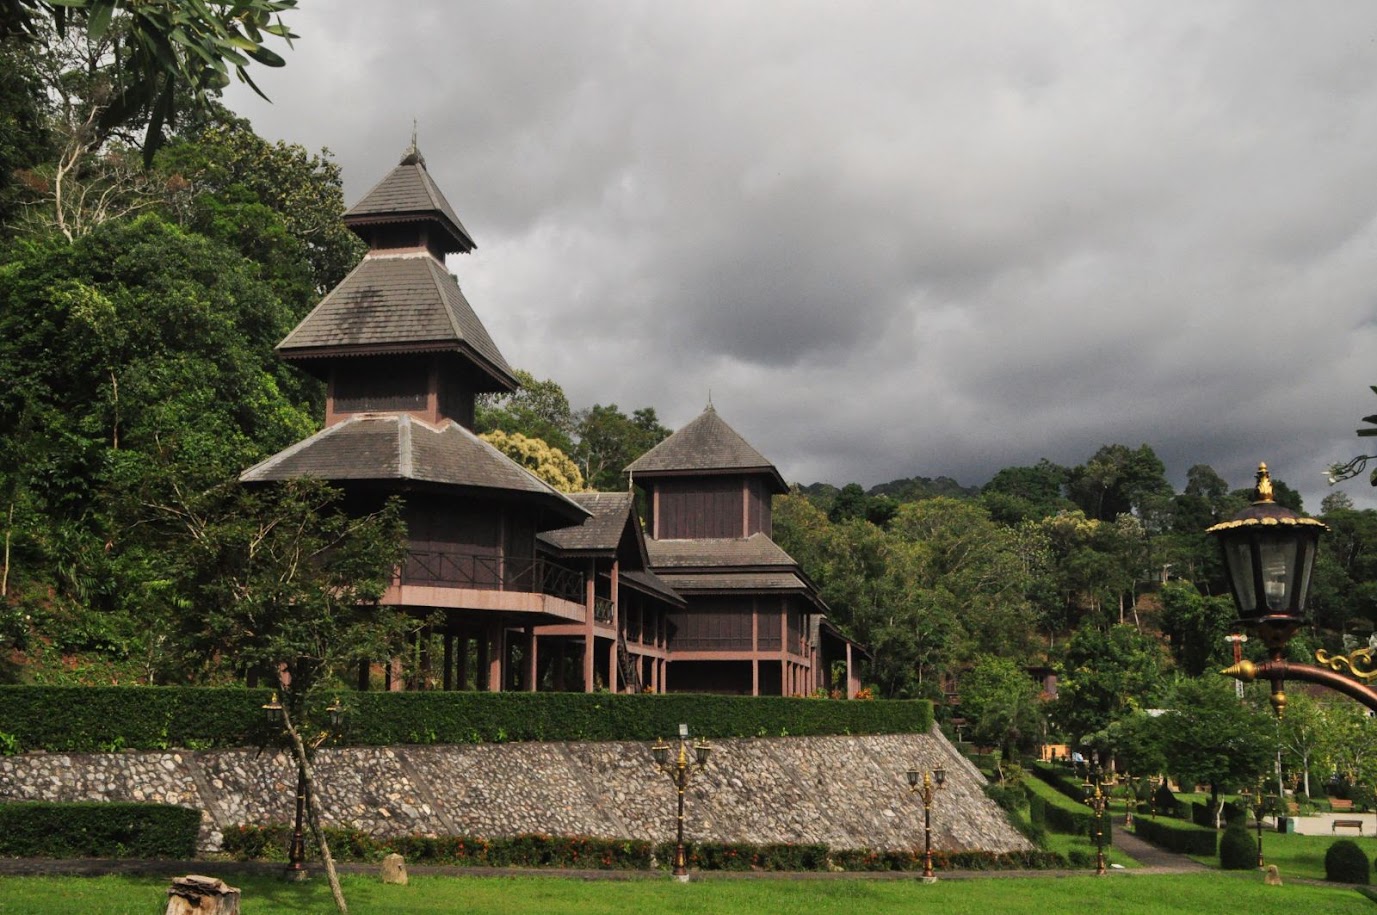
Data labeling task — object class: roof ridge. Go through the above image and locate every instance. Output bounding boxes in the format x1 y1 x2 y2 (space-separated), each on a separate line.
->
398 414 413 477
424 256 469 345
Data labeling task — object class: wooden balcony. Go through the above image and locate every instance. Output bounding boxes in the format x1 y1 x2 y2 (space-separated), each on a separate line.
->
384 550 587 623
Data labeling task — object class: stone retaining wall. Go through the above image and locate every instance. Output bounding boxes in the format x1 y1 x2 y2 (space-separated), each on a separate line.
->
0 728 1028 855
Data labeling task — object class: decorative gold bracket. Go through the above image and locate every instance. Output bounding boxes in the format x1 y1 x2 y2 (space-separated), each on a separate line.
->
1315 647 1377 683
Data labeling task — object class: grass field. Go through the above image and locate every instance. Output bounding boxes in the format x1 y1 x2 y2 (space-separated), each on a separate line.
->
0 871 1370 915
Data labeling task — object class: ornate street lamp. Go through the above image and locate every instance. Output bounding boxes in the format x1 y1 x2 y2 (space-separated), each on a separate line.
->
1207 464 1377 714
905 765 946 882
1082 758 1109 876
1120 772 1137 829
651 724 712 882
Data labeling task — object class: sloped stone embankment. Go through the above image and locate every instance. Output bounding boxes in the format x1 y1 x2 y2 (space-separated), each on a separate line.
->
0 729 1028 855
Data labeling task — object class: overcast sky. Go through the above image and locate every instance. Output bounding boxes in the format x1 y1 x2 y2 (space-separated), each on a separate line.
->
224 1 1377 510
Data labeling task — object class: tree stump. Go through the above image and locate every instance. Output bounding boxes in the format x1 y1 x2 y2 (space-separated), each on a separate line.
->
381 853 408 885
166 875 240 915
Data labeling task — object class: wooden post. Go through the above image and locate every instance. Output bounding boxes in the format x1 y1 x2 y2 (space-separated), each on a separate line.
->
457 635 470 691
487 621 503 692
525 627 538 692
583 561 596 692
442 630 454 691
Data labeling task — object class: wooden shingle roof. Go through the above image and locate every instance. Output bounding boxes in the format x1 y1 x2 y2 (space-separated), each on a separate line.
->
625 405 786 492
656 570 809 593
644 533 796 570
240 414 589 528
345 147 475 253
275 253 517 391
621 568 686 607
538 492 637 553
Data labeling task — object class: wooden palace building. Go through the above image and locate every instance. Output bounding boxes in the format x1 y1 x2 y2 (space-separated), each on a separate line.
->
242 144 859 698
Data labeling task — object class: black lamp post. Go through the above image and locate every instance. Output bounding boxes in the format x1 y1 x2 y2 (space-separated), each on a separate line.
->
652 724 711 882
905 765 946 882
261 692 347 881
1206 464 1377 714
1082 758 1108 876
1244 778 1268 870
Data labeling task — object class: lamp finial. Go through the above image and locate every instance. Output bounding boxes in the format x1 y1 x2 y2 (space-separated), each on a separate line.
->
1254 462 1274 503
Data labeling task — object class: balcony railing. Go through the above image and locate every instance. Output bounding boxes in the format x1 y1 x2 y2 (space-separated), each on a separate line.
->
400 550 585 606
593 596 615 623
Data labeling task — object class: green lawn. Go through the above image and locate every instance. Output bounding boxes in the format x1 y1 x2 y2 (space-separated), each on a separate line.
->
0 872 1369 915
1187 828 1376 882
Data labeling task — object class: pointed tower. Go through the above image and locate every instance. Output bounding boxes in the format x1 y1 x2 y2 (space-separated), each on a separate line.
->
274 143 513 430
626 406 847 697
626 404 786 540
243 144 592 693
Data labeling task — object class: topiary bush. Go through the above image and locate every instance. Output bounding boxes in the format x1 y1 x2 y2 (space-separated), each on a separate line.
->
1219 824 1256 870
1325 839 1370 884
1153 781 1180 818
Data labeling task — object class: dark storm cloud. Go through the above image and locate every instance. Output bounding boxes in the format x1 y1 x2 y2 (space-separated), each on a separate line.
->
226 1 1377 510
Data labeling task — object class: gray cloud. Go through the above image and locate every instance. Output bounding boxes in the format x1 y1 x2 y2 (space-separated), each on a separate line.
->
225 1 1377 510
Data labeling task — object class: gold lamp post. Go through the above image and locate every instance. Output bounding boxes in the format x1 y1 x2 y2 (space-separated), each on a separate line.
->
651 724 711 882
905 765 946 882
1120 772 1137 829
1081 758 1109 876
261 692 347 881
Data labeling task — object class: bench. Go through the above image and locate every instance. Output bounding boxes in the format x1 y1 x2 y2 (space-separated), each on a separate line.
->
1330 798 1354 812
1333 819 1364 835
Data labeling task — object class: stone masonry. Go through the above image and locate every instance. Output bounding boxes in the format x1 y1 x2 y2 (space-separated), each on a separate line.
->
0 728 1028 855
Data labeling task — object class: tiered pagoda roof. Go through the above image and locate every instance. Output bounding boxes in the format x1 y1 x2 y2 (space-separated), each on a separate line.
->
626 405 786 492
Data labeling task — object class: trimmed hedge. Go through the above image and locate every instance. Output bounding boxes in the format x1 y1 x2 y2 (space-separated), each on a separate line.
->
222 824 1067 872
1219 824 1255 870
0 686 933 753
1133 816 1218 856
1191 800 1246 828
0 802 200 858
1022 772 1112 845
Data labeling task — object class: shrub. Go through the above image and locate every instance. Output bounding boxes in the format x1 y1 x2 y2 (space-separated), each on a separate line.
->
984 782 1027 814
1324 839 1370 884
1153 781 1180 818
0 686 934 751
1219 824 1256 870
1133 816 1218 856
0 802 200 858
1027 791 1047 826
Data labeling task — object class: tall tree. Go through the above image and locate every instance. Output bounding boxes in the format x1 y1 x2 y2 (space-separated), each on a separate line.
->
1051 624 1169 746
1067 443 1172 522
575 404 670 492
1156 580 1235 677
0 0 298 164
958 654 1045 758
475 369 576 455
1157 677 1274 808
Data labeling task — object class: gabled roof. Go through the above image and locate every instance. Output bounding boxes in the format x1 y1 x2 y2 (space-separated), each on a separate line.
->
538 492 638 554
240 414 589 528
625 405 786 492
275 253 517 391
644 533 796 570
344 146 475 253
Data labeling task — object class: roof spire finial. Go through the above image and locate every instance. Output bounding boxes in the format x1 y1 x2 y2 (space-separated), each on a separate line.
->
401 120 425 168
706 389 714 411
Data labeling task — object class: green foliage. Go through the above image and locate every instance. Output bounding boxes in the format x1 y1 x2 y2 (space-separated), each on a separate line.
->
958 655 1045 757
479 429 584 491
1323 838 1370 884
1024 767 1112 844
574 403 670 492
1153 780 1180 818
475 370 577 455
1132 815 1218 856
1051 625 1168 745
0 1 298 164
1156 580 1235 677
1157 678 1273 802
1218 823 1255 869
0 686 933 751
223 823 1064 872
1066 443 1171 523
0 801 199 858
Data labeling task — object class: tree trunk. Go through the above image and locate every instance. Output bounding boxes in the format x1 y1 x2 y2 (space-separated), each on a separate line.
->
279 704 348 915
